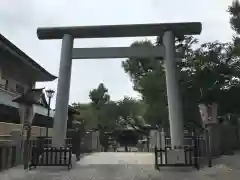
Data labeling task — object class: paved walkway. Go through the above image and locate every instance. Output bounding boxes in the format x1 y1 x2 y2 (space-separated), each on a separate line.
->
1 152 240 180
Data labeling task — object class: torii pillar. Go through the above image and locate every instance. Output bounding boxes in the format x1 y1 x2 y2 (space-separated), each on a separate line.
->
37 22 202 148
163 31 184 147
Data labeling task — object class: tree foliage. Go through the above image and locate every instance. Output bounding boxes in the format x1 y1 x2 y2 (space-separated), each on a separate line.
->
116 97 146 128
229 0 240 34
88 83 147 130
122 41 168 127
89 83 110 110
228 0 240 56
71 103 97 129
72 2 240 134
122 30 240 128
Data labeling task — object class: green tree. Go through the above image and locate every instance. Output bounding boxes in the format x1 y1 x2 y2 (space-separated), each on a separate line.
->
122 41 168 127
117 97 146 128
228 0 240 34
99 100 119 129
228 0 240 60
71 103 97 129
123 32 240 129
89 83 118 150
89 83 111 126
122 37 198 128
89 83 110 110
177 36 240 127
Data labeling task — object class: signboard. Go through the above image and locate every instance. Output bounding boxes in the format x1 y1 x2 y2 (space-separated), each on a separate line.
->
199 103 218 125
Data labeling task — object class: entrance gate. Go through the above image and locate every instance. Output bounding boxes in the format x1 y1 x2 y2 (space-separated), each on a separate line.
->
37 23 202 153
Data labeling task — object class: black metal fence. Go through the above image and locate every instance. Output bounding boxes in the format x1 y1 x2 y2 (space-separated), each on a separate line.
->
29 146 72 170
155 135 201 170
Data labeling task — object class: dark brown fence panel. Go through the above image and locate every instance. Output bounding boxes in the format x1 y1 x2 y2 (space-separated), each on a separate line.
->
155 135 201 170
29 146 72 170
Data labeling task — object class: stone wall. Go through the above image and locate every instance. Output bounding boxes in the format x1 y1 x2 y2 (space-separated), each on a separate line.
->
0 122 53 137
209 124 221 157
208 123 240 157
219 123 239 154
0 130 40 171
0 122 54 169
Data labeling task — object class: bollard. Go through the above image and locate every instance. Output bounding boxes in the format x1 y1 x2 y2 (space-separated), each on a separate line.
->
154 146 158 169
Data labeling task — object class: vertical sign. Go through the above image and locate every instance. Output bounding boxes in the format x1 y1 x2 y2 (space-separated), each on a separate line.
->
199 103 218 125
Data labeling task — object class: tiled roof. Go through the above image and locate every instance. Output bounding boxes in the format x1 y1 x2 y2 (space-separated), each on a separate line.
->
0 34 57 82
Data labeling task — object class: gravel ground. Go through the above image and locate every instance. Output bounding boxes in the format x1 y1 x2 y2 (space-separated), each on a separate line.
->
1 152 240 180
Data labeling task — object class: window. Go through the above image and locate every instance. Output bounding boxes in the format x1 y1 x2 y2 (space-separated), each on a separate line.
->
16 84 25 94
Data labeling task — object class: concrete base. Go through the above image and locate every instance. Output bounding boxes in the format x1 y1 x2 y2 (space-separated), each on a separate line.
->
166 149 185 164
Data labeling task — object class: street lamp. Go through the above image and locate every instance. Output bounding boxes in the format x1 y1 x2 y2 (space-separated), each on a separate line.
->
45 89 55 137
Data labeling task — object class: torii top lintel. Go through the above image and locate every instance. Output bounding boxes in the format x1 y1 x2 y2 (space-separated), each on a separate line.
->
37 22 202 40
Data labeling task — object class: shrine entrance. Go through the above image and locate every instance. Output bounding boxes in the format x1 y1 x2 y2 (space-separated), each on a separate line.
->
36 22 202 150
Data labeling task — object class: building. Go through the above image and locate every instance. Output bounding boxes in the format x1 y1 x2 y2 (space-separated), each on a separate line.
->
0 33 57 132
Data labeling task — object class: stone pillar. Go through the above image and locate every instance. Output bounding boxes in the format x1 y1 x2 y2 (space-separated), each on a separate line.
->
0 146 6 169
11 131 22 165
0 141 13 170
156 130 160 149
7 146 12 168
163 31 184 147
52 34 74 147
160 129 165 149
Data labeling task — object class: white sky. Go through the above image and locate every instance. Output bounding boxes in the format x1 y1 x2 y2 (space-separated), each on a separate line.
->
0 0 235 107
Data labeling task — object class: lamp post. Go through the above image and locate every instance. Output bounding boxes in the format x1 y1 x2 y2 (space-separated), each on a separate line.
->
45 89 55 137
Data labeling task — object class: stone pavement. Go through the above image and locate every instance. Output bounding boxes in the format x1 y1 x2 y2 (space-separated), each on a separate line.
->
1 152 240 180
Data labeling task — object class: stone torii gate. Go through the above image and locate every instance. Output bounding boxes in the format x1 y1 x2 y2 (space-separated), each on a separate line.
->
37 22 202 148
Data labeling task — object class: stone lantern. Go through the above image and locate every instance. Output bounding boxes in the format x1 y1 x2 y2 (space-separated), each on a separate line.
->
12 88 44 169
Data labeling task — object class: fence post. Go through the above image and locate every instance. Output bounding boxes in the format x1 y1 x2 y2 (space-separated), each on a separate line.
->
154 146 158 169
193 132 200 169
1 146 6 170
205 126 212 167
